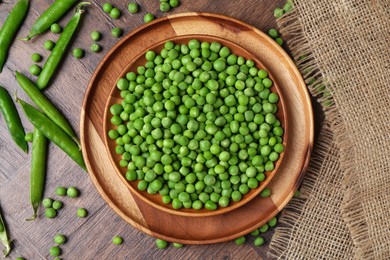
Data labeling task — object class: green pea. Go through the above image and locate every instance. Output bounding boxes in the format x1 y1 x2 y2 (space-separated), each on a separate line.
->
50 246 61 257
54 234 67 245
260 187 271 198
31 53 42 62
103 2 113 13
128 2 139 13
169 0 180 8
52 200 63 210
45 208 57 219
268 216 278 227
173 242 183 248
110 7 121 19
66 187 79 198
112 236 123 245
44 40 55 51
144 13 155 23
254 237 265 247
234 236 246 245
50 23 62 34
77 208 88 218
274 7 284 18
90 43 102 53
42 198 53 208
156 239 168 249
72 48 84 59
29 64 41 76
111 27 123 38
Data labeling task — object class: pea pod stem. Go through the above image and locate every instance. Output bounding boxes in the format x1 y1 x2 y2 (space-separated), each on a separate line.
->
0 206 11 257
17 99 86 171
0 0 29 72
0 86 28 153
16 71 80 147
21 0 78 41
37 2 90 89
27 128 47 221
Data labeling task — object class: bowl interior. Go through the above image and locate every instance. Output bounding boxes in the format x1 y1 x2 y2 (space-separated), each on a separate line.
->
103 34 288 217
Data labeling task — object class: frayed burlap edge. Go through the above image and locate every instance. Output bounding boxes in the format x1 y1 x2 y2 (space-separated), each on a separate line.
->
267 7 360 258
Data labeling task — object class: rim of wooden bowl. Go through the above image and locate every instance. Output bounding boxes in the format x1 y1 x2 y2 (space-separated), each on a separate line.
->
103 34 288 217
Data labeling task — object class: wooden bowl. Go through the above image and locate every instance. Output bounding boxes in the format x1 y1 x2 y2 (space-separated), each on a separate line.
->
103 34 288 217
81 13 314 243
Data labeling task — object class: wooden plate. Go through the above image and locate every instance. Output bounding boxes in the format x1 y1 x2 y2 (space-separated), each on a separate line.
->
103 34 288 217
81 13 314 244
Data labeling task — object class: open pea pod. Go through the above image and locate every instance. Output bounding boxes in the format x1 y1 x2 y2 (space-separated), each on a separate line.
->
0 206 11 257
22 0 78 40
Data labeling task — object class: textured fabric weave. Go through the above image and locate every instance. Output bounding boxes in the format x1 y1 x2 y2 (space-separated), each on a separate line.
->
268 0 390 259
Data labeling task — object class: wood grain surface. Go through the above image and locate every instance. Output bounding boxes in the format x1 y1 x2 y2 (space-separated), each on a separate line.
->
0 0 322 259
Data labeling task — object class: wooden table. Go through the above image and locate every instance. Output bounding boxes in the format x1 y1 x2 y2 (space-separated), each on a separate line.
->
0 0 320 259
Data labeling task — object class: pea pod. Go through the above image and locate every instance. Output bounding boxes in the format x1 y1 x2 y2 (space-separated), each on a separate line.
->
27 128 47 221
22 0 78 40
17 99 86 171
0 0 29 72
0 86 28 152
16 71 80 146
0 206 11 257
37 2 89 89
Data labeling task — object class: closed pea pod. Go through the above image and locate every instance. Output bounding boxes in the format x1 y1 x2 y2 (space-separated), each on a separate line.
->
0 206 11 256
0 0 29 72
0 86 28 152
37 2 89 89
16 72 79 145
27 128 47 221
17 99 86 171
22 0 78 40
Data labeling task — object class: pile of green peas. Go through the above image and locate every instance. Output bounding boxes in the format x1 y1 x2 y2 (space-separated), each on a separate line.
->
108 39 285 211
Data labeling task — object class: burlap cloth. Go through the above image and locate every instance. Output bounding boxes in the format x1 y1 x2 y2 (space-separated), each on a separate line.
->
268 0 390 259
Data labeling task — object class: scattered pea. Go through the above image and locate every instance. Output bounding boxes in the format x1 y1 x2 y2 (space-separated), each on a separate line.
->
259 223 269 233
29 64 41 76
160 2 171 12
50 23 62 34
169 0 180 8
284 2 293 12
127 2 139 14
50 246 61 257
268 28 279 39
234 236 246 245
15 257 25 260
77 208 88 218
31 53 42 62
102 2 113 13
66 187 79 198
254 237 265 247
110 7 121 19
54 234 67 245
45 208 57 219
90 31 102 41
112 236 123 245
111 27 123 38
91 43 102 53
268 216 278 227
274 7 284 18
294 190 301 198
42 198 53 208
72 48 85 59
52 200 63 210
44 40 55 51
155 239 168 249
144 13 155 23
275 38 283 46
173 242 183 248
25 132 33 142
